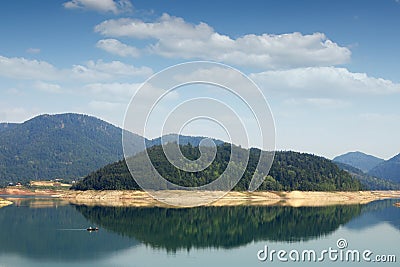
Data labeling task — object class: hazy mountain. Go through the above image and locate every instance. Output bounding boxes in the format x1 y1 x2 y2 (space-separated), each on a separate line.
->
0 123 17 132
334 161 400 190
368 153 400 183
333 151 384 173
0 113 145 185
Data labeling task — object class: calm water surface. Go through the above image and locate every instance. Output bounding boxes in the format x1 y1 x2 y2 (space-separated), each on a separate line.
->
0 197 399 266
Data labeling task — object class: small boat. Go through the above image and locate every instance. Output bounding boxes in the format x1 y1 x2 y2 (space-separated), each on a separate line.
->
86 227 99 231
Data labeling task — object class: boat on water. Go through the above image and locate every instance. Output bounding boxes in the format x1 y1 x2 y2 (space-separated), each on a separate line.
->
86 227 99 231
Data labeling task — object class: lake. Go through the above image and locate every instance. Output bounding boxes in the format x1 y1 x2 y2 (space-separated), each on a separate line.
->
0 197 398 266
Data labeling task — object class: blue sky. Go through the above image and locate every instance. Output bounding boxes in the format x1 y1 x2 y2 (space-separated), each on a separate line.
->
0 0 399 159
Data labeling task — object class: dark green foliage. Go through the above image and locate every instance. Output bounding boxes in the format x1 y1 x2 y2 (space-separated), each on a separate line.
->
75 204 362 252
0 113 230 187
0 113 145 185
0 123 17 132
264 151 363 191
73 144 364 191
335 162 400 190
333 151 384 173
147 133 224 147
368 153 400 183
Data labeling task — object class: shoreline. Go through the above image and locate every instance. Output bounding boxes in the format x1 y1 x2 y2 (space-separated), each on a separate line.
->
0 197 13 208
61 190 400 208
1 188 400 208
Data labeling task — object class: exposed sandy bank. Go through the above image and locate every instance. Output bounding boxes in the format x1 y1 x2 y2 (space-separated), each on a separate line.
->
0 187 63 196
30 181 71 187
60 190 400 208
2 188 399 208
0 197 13 208
281 191 400 207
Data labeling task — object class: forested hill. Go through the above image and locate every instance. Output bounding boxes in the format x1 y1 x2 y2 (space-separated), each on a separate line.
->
334 162 400 190
72 144 363 191
0 113 229 186
0 113 145 185
0 123 17 132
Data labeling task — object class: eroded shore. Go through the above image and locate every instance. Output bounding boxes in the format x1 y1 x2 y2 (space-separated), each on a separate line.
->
2 188 400 208
0 197 13 208
61 190 400 208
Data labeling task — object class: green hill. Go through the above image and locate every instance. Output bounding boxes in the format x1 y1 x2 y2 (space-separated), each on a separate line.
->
0 113 145 185
72 143 363 191
0 113 233 187
146 133 224 147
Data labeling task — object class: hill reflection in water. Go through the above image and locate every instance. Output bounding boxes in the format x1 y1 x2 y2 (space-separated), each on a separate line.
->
0 199 137 261
75 204 363 252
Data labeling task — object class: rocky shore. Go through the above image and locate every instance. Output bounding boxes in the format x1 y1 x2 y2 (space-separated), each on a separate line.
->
0 197 13 208
59 190 400 208
2 188 400 208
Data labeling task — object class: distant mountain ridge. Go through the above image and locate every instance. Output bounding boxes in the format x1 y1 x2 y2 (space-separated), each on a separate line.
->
368 153 400 183
334 151 400 186
334 161 400 190
333 151 384 173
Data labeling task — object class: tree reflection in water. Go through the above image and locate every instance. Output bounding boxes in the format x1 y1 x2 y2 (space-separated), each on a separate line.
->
75 204 363 252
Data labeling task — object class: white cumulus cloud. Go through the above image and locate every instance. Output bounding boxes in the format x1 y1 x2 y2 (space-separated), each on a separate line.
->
74 60 153 80
84 82 140 102
251 67 400 96
88 100 124 111
63 0 132 14
283 97 350 109
96 39 140 57
0 104 40 122
0 55 59 80
0 55 152 82
94 13 351 69
34 81 62 93
93 60 152 77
